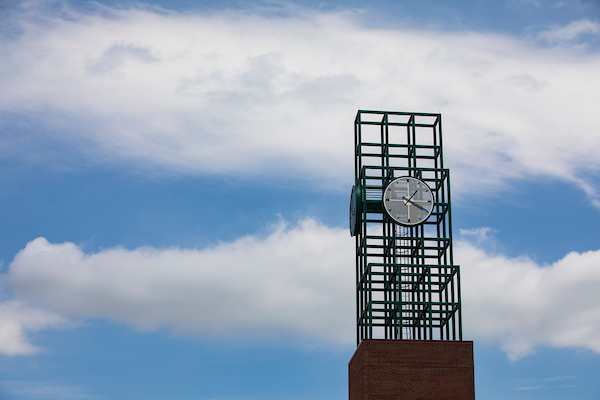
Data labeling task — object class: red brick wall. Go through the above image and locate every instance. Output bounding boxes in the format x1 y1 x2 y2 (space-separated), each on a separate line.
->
349 339 474 400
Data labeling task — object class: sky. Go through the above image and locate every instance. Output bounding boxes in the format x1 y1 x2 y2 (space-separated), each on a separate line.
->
1 0 600 398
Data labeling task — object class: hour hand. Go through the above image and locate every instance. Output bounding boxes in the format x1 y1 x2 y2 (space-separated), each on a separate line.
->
403 197 429 212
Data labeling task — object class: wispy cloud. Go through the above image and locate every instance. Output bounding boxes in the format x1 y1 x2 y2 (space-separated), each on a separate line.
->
509 375 578 390
510 0 542 8
459 227 496 239
0 5 599 204
536 18 600 45
459 227 499 252
0 380 102 400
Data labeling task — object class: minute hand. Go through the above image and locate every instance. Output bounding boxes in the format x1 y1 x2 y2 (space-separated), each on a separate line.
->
406 190 418 202
402 196 430 213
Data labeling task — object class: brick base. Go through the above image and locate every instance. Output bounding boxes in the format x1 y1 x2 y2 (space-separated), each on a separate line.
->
348 339 474 400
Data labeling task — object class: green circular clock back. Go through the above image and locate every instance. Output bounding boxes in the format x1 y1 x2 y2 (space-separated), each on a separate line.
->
349 185 362 236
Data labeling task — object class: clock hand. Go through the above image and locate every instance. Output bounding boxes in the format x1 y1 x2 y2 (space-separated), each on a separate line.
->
404 197 430 213
402 195 422 205
400 190 419 205
406 190 418 202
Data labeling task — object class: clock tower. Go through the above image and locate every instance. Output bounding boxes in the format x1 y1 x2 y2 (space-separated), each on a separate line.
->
348 110 474 399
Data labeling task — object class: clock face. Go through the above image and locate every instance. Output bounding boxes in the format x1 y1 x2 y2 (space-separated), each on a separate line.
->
383 177 434 226
349 185 362 236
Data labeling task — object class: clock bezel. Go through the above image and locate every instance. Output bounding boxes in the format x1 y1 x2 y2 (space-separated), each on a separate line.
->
383 176 434 226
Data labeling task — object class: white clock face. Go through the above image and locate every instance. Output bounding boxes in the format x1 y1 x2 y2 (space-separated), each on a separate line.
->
383 177 434 226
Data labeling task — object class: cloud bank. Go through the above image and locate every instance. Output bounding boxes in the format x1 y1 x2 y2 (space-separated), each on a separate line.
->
8 219 356 347
4 219 600 359
1 5 600 200
459 240 600 360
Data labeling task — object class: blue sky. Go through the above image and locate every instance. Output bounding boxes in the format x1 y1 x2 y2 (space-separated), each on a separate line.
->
1 0 600 398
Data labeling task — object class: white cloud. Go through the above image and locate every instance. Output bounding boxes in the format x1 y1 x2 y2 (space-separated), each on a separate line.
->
459 240 600 360
459 227 496 239
9 219 355 344
508 375 577 391
537 18 600 44
0 5 600 202
0 300 66 356
6 219 600 359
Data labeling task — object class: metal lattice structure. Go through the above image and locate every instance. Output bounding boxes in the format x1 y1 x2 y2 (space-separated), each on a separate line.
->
352 110 462 345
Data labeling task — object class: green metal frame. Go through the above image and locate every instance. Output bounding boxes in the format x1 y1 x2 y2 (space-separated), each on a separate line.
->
354 110 462 344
